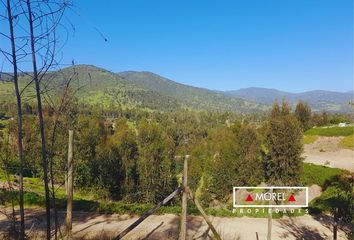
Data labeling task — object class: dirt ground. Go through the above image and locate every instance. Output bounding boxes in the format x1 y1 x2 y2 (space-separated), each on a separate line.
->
0 208 349 240
303 136 354 172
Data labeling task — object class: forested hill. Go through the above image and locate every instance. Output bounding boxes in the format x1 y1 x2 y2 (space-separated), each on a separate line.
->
117 70 266 112
0 65 266 113
223 87 353 112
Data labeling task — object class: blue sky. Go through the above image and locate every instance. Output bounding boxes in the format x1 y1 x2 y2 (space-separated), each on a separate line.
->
7 0 354 92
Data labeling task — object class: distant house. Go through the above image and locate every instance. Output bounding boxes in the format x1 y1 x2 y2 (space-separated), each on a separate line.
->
338 123 347 127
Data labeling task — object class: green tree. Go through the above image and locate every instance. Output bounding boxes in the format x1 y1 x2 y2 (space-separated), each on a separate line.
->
237 124 263 185
107 118 138 199
263 100 303 186
202 122 262 204
75 116 105 188
137 119 176 203
311 174 353 240
295 101 312 130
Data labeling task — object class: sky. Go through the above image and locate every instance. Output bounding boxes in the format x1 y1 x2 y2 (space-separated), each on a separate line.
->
4 0 354 92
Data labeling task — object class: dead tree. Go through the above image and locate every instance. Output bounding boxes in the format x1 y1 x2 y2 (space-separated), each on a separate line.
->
47 79 79 240
2 1 73 238
26 1 52 238
24 1 72 239
2 0 27 238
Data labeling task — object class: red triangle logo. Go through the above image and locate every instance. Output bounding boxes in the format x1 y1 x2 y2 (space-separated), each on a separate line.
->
245 194 253 202
288 195 296 202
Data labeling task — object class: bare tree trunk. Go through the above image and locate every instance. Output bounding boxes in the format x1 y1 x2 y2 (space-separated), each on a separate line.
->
48 108 66 239
178 155 189 240
6 0 25 238
26 1 51 239
49 125 60 240
66 130 74 240
49 67 75 240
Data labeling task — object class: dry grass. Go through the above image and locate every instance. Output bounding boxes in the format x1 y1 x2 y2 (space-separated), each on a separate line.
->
302 135 318 144
339 134 354 149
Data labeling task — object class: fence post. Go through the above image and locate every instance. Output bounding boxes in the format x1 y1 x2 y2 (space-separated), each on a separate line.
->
65 130 73 239
187 187 221 240
178 155 189 240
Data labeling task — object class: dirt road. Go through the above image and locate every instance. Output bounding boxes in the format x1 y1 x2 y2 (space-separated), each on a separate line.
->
303 136 354 172
0 209 349 240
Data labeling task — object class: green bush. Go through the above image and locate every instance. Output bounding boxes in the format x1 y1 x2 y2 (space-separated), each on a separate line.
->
24 192 44 205
0 191 44 206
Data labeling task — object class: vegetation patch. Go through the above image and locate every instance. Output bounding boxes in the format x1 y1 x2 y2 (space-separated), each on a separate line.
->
302 135 318 144
338 135 354 149
0 189 306 218
304 126 354 137
301 163 343 187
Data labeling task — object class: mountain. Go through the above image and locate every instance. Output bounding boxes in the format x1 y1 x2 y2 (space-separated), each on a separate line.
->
223 87 353 112
0 65 266 113
1 66 351 112
117 71 266 112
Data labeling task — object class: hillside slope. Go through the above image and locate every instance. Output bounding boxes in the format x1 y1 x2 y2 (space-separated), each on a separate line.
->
117 71 266 112
0 65 266 113
224 87 353 112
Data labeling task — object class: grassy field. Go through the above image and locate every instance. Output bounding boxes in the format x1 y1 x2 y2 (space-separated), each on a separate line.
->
301 163 343 187
339 134 354 149
304 126 354 136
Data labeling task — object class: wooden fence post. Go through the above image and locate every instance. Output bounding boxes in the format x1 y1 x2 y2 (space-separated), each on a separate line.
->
178 155 189 240
66 130 73 239
187 187 221 240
